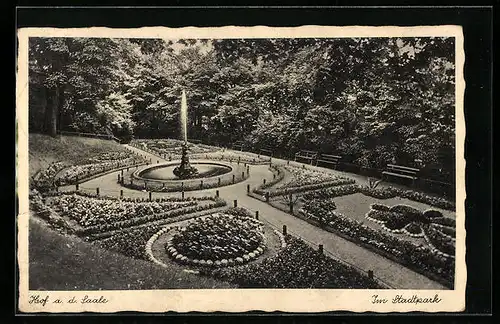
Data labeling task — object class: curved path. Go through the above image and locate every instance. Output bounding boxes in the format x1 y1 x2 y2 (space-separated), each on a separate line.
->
60 144 447 290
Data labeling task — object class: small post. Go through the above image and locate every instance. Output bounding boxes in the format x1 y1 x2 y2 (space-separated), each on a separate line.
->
216 190 219 197
233 199 238 208
287 160 290 165
368 270 374 279
120 189 123 198
263 179 266 185
247 165 250 174
273 173 276 180
181 182 184 190
282 225 287 236
232 174 235 183
200 180 204 189
255 211 259 220
149 191 152 201
118 174 121 182
242 171 245 179
127 167 129 172
157 160 159 164
247 184 250 193
76 183 79 191
218 177 221 186
181 191 185 199
265 192 270 202
121 169 124 176
318 244 324 254
96 187 100 196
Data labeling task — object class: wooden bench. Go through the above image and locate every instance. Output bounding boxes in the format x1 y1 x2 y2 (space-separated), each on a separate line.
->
294 150 318 165
259 146 273 157
316 154 341 169
382 164 420 185
233 141 245 151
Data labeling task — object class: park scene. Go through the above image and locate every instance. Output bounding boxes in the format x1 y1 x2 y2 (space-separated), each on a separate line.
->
27 36 456 290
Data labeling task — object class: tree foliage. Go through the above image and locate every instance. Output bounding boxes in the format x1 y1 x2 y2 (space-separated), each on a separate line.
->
29 36 455 180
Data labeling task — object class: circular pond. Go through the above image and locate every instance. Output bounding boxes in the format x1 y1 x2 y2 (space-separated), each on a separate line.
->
139 162 232 181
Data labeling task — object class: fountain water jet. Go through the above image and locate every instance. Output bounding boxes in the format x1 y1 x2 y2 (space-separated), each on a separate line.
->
173 90 199 179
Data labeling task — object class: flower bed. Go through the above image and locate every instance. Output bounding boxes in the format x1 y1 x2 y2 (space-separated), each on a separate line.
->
208 235 383 289
131 139 219 156
252 166 355 198
191 151 271 165
298 198 455 288
94 224 165 260
359 186 455 211
300 184 455 211
44 192 226 235
56 155 146 186
31 161 68 191
277 165 353 189
166 211 266 267
365 203 455 256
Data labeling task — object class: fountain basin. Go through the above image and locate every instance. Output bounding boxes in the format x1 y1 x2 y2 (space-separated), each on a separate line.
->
139 163 232 181
124 160 249 192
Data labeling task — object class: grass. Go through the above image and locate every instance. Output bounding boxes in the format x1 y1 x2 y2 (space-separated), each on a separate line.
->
28 133 233 290
29 217 232 290
29 133 129 177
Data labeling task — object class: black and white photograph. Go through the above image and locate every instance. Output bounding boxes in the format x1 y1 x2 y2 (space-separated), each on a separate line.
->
17 25 466 313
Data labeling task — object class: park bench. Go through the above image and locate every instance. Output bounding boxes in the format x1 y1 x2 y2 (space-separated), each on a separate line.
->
382 164 420 185
294 150 318 165
259 146 273 157
233 140 245 151
316 154 342 169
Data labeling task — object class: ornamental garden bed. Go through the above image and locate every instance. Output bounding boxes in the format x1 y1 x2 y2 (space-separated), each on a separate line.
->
190 151 271 165
252 165 355 197
147 208 284 270
207 235 384 289
296 188 455 288
131 139 220 157
54 151 148 186
248 183 456 288
43 192 226 236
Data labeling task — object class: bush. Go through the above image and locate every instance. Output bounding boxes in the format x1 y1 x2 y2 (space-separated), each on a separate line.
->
424 210 444 219
370 203 390 211
405 222 423 235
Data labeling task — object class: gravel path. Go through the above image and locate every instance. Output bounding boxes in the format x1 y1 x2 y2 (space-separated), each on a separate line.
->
59 144 448 289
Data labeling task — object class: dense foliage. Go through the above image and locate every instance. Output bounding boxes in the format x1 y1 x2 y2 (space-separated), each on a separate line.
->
29 37 455 178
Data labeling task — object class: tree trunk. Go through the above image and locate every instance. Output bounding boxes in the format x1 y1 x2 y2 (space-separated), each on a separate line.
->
57 85 65 133
49 87 60 137
44 87 57 137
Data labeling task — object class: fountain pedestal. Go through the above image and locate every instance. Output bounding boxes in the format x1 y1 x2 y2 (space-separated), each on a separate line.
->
173 142 199 179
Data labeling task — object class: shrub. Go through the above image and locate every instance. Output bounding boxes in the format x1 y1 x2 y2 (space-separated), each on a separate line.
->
424 210 444 219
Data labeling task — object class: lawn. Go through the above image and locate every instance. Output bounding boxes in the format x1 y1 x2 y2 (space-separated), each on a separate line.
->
29 134 130 177
28 217 232 290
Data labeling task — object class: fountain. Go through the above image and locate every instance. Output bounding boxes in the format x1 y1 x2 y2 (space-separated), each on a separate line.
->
130 90 248 191
172 90 199 179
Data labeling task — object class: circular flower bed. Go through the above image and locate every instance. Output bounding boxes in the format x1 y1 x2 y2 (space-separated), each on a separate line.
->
165 213 266 267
